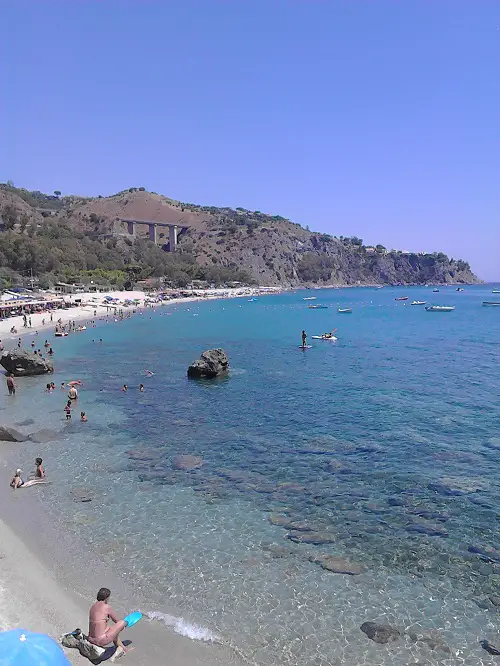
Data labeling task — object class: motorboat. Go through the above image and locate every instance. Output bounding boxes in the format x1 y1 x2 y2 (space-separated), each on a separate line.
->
456 288 464 292
312 334 338 341
395 297 408 301
308 305 328 309
425 305 455 312
410 301 426 305
337 308 352 313
482 301 500 307
433 288 439 292
492 289 500 294
303 296 317 301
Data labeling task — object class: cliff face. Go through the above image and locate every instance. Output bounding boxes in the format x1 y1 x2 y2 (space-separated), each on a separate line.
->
0 185 479 286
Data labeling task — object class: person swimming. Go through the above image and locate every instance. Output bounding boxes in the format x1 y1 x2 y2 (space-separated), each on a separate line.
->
80 411 88 422
139 384 145 392
121 384 128 392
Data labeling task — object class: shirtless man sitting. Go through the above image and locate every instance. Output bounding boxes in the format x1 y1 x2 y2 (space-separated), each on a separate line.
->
88 587 128 660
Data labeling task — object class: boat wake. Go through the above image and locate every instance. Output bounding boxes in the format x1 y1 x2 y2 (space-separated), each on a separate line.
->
144 611 221 643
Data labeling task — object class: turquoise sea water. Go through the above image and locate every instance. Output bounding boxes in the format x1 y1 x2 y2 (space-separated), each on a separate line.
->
3 285 500 665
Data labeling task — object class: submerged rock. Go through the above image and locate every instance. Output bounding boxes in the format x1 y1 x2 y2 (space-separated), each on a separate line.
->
360 621 401 644
286 530 336 545
481 639 500 655
1 350 53 376
172 454 204 470
0 425 28 442
407 630 451 654
428 476 487 496
187 349 229 379
29 428 59 443
309 554 363 575
405 523 449 538
70 487 94 503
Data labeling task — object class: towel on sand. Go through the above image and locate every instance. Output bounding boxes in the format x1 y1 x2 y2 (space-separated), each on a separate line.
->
61 629 105 660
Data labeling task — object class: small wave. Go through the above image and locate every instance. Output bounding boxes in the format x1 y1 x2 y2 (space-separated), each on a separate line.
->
145 611 221 643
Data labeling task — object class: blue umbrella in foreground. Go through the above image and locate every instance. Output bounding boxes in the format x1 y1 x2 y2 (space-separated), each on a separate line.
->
0 629 70 666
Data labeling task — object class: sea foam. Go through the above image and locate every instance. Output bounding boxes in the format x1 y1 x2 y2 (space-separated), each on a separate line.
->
145 611 221 643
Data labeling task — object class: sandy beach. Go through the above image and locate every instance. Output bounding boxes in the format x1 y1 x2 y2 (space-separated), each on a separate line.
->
0 287 269 665
0 287 275 346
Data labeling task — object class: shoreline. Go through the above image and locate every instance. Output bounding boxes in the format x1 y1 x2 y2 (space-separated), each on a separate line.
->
0 286 279 347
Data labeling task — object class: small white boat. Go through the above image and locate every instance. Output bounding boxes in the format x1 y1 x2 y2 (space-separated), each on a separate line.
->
308 305 328 309
433 288 439 292
312 335 338 341
247 298 257 302
410 301 426 306
425 305 455 312
303 296 317 301
395 297 408 301
337 308 352 313
492 289 500 294
54 331 68 337
483 301 500 307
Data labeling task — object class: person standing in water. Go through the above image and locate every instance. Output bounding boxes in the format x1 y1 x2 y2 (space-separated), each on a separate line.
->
6 374 16 396
301 330 307 348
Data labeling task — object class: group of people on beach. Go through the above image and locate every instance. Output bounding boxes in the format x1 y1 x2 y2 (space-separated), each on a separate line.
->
4 305 151 660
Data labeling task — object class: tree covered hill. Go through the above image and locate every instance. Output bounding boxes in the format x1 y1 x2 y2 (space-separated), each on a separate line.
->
0 182 479 289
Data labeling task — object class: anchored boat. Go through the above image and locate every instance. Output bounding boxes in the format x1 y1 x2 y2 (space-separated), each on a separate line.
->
483 302 500 307
395 297 409 301
308 305 328 309
410 301 426 306
337 308 352 313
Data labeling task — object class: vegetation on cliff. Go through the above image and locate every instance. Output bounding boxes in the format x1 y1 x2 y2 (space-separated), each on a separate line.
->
0 183 479 289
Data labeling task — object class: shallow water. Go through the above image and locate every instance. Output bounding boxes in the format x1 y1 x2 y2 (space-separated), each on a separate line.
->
3 286 500 664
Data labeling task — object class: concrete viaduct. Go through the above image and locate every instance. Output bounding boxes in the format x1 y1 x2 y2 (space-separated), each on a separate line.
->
119 217 189 251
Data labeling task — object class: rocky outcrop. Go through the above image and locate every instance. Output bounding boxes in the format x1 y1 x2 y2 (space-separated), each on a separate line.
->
360 622 401 644
172 454 204 470
187 349 229 379
1 350 53 376
0 425 28 442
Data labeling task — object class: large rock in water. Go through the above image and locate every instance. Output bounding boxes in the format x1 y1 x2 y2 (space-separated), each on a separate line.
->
1 350 53 376
187 349 229 379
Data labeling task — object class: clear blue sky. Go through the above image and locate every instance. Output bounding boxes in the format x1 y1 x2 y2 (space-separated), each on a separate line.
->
3 1 499 279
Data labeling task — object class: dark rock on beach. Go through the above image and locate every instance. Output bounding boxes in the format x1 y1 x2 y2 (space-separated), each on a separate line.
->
0 425 28 442
172 454 204 470
187 348 229 379
309 554 363 575
360 621 401 644
1 350 53 376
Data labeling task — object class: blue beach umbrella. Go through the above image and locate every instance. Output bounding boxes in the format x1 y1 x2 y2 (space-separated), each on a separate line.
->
0 629 70 665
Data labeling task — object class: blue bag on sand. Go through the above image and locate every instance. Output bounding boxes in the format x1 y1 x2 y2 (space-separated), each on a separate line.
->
0 629 71 665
